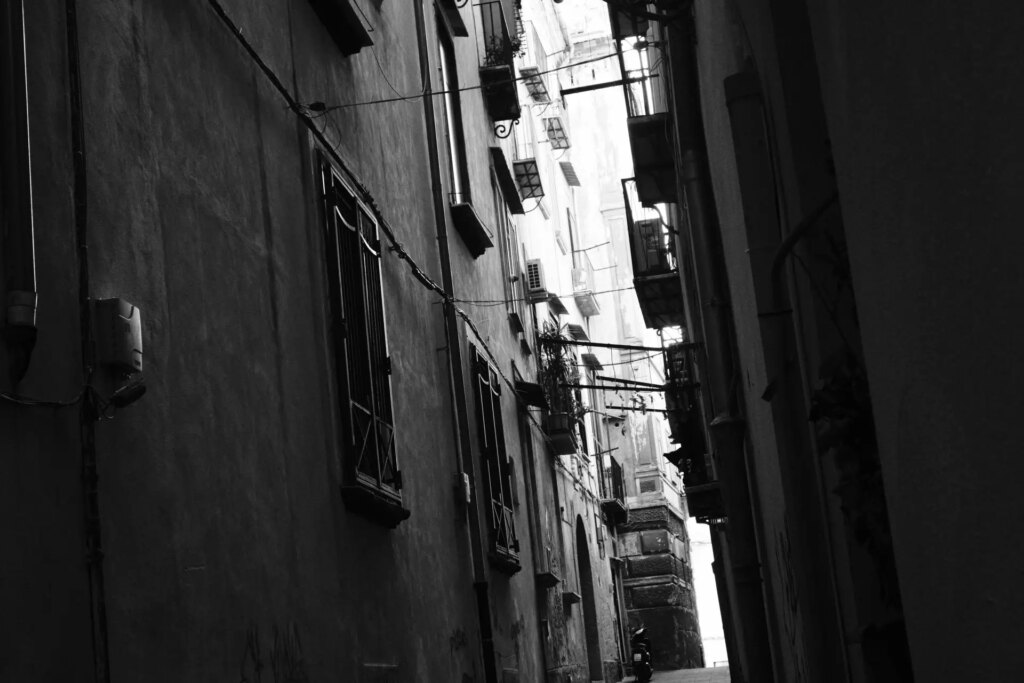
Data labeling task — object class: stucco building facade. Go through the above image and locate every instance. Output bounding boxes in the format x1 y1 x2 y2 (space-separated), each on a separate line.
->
0 0 631 681
601 0 1024 682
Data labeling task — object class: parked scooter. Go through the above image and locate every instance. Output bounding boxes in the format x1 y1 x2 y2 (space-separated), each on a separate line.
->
630 625 653 682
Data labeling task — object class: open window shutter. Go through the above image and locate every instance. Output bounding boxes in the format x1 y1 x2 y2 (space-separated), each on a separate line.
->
358 208 399 491
323 168 359 454
473 350 500 535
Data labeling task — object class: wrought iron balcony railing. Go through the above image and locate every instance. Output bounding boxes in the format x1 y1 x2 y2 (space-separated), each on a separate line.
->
479 0 513 68
607 2 668 119
623 177 674 275
662 342 709 485
622 178 685 329
608 4 676 203
478 1 522 129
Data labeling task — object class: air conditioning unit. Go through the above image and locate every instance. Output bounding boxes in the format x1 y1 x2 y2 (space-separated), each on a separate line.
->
635 218 671 273
525 259 549 302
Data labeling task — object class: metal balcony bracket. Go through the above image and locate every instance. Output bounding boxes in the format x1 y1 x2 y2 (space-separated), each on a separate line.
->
494 117 520 139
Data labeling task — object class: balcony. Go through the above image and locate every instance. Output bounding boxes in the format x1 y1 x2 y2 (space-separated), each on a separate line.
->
623 178 685 329
538 324 582 456
478 1 521 126
599 455 629 525
543 411 579 456
663 342 706 459
610 6 677 205
627 114 676 204
572 253 601 318
686 481 726 524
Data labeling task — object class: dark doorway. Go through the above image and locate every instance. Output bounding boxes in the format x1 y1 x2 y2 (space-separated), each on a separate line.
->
576 516 602 680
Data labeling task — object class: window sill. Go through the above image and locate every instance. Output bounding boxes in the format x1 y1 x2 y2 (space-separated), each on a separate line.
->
488 546 522 576
340 482 410 528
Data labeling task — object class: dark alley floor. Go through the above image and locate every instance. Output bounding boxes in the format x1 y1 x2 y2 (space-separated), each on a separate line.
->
640 666 731 683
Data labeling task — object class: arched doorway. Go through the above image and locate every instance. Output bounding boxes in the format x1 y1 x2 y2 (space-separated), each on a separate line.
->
576 516 602 680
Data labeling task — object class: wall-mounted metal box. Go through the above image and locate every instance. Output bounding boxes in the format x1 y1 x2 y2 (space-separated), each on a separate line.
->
93 298 143 374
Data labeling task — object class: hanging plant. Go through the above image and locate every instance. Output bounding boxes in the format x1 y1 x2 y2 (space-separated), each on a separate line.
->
536 322 584 421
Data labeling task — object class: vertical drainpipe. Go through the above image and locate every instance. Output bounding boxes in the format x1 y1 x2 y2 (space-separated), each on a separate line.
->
66 0 110 680
725 69 851 683
667 12 776 683
680 151 775 683
412 4 497 683
0 0 38 386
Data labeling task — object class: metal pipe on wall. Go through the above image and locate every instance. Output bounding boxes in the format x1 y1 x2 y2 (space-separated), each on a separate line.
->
0 0 38 386
64 0 111 680
413 3 497 682
667 12 777 682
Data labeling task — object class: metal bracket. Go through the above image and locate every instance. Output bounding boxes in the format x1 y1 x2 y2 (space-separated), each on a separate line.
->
494 118 520 139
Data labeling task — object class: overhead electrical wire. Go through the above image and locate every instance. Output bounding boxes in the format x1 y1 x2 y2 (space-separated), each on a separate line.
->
305 49 624 112
204 0 585 450
576 351 662 369
454 284 637 306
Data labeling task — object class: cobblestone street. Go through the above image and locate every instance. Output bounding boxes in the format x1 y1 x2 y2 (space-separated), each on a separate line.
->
643 666 731 683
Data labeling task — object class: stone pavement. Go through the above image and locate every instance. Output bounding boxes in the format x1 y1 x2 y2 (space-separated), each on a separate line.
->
641 666 731 683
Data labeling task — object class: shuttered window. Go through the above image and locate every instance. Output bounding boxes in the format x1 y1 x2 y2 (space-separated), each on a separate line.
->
321 160 406 526
472 346 520 573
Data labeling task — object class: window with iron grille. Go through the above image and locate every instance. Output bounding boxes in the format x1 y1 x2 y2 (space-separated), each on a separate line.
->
320 159 407 527
472 346 521 574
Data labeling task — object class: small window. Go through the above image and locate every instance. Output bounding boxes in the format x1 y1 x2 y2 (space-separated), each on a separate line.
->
472 346 521 573
320 159 407 527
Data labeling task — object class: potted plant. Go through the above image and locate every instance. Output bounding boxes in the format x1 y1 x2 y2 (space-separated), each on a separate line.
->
537 323 584 455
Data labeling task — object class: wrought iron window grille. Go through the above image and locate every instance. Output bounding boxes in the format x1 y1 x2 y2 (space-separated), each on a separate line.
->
320 159 408 527
472 346 522 573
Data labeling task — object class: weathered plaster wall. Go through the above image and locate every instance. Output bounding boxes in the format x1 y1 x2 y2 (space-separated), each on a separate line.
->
3 0 554 680
0 4 94 678
803 2 1024 680
554 465 622 682
691 0 867 680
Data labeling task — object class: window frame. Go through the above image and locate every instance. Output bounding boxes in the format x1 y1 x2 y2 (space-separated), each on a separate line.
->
471 345 521 574
319 157 408 527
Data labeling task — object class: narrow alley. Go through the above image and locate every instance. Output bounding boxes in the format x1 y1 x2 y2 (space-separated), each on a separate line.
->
2 0 1021 681
651 667 731 683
